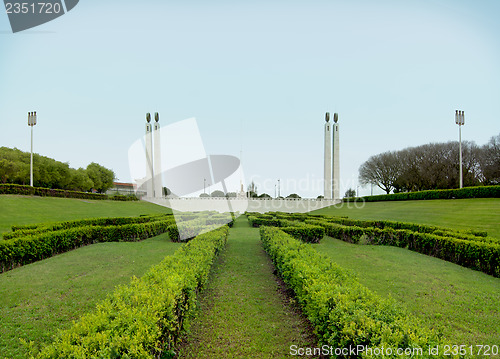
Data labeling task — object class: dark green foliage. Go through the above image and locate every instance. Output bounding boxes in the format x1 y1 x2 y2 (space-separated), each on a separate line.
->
260 227 447 358
247 215 281 228
86 162 115 194
356 185 500 202
0 147 115 192
0 217 175 272
108 194 139 201
206 214 234 227
210 190 225 197
3 214 174 240
311 219 500 277
35 226 229 358
280 225 325 243
248 212 499 277
0 183 107 199
0 184 143 201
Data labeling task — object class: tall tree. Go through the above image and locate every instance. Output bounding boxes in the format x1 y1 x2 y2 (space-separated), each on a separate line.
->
247 181 258 198
359 151 400 194
86 162 115 193
479 133 500 184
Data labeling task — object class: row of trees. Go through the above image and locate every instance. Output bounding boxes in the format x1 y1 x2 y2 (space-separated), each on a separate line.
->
359 133 500 194
194 181 303 199
0 147 115 193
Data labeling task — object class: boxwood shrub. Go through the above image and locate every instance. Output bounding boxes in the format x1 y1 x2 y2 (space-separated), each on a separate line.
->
354 185 500 202
260 227 450 358
0 219 174 273
35 226 229 358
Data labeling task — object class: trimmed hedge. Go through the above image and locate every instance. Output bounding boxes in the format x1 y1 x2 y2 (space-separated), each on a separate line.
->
260 227 449 358
310 219 500 277
167 219 219 243
322 217 488 239
108 194 139 201
0 220 174 273
3 215 174 240
35 226 229 358
353 185 500 203
0 184 107 200
206 213 235 227
281 224 325 243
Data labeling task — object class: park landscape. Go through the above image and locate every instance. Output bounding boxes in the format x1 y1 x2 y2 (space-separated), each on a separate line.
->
0 185 499 358
2 1 500 357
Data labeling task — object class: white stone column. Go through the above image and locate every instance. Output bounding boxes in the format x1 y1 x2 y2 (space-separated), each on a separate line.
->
324 112 332 199
153 112 162 198
332 113 340 200
145 114 154 198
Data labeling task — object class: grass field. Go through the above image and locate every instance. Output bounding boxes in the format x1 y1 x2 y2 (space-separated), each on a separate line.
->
0 233 181 358
0 195 177 358
316 237 500 348
1 195 499 357
312 198 500 348
312 198 500 238
0 195 171 234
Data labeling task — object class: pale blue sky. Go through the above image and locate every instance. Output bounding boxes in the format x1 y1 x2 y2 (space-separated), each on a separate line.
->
1 0 499 197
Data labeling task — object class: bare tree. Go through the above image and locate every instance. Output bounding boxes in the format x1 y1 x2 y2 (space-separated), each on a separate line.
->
479 133 500 184
359 136 495 194
359 151 400 194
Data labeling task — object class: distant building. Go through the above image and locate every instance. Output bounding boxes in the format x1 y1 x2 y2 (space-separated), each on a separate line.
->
106 182 145 197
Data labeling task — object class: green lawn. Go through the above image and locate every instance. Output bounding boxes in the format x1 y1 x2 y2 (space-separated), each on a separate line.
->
179 217 316 358
0 233 182 359
0 195 171 234
0 194 176 358
313 198 500 347
312 198 500 238
316 237 500 347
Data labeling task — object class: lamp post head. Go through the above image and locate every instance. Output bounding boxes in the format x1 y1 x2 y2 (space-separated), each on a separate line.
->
28 111 37 126
146 113 151 123
155 112 159 122
334 113 338 123
455 110 464 125
325 112 330 122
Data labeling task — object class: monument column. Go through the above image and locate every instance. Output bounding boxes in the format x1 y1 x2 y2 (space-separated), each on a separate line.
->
145 113 154 198
332 113 340 200
324 112 332 199
153 112 162 198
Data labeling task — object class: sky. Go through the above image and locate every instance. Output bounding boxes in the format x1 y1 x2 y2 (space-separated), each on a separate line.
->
0 0 499 198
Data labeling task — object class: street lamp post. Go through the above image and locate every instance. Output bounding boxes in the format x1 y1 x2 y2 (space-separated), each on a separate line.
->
28 111 37 187
455 110 465 188
278 179 281 198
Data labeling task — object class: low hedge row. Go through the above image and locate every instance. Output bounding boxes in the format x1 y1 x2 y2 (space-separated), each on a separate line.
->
281 225 325 243
247 215 324 242
0 220 173 273
167 218 220 243
354 185 500 202
4 215 174 240
206 213 235 227
310 220 500 277
324 217 488 239
260 227 449 358
108 194 139 201
0 184 107 200
35 226 229 358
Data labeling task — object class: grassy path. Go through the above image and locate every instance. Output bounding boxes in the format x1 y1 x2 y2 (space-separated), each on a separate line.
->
178 216 316 359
